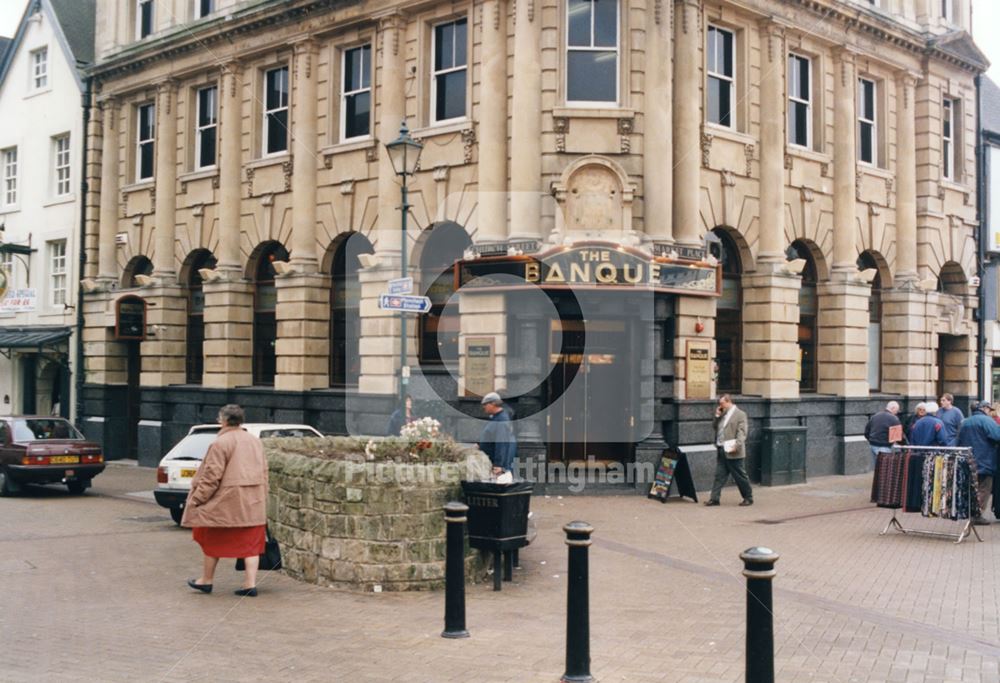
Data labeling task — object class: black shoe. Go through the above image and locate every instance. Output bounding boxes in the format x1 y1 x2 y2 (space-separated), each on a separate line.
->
187 579 212 594
704 500 720 506
739 499 754 507
234 587 258 597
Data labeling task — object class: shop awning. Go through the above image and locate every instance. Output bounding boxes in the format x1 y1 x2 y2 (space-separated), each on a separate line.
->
0 326 72 351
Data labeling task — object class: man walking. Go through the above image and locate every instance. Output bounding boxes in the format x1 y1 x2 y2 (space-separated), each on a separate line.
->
478 392 517 480
705 394 753 507
957 401 1000 525
864 401 903 469
937 393 964 446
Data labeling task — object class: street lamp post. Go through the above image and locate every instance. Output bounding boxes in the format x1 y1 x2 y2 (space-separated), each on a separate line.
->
385 121 424 405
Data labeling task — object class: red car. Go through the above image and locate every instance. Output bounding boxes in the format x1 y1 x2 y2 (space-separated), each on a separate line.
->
0 416 105 496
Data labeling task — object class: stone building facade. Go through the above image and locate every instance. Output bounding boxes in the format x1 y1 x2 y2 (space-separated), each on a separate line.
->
82 0 986 485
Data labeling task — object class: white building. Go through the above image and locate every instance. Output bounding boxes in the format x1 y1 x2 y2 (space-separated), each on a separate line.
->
0 0 95 420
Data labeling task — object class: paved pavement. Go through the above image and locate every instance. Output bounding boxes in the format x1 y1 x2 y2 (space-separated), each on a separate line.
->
1 462 999 682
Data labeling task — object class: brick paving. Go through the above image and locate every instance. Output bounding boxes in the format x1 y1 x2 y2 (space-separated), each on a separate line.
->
1 463 999 682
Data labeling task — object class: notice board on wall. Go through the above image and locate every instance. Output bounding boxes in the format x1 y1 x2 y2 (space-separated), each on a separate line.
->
464 337 495 398
685 339 712 399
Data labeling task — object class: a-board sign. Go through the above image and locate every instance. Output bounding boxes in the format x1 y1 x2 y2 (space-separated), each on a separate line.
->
685 339 712 399
115 295 147 340
648 449 699 503
464 337 495 398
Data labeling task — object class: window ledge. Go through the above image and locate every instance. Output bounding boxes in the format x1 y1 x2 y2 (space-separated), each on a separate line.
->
940 179 972 193
178 168 219 183
23 87 53 100
246 154 291 171
703 124 755 146
321 137 377 157
122 180 154 195
412 120 472 140
858 165 893 180
785 146 831 164
42 195 75 208
552 107 635 120
0 206 21 215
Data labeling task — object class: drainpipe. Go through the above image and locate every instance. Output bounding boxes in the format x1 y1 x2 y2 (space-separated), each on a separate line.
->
74 75 92 429
975 73 986 402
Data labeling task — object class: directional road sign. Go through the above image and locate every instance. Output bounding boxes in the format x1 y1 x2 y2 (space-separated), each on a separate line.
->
378 294 432 313
387 277 414 295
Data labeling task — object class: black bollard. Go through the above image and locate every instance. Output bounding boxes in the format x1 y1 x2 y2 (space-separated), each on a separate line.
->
442 502 470 639
561 521 594 683
741 546 779 683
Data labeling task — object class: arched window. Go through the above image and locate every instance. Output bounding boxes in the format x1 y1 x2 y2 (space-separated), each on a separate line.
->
328 232 373 387
938 261 966 295
121 255 153 289
789 241 818 393
183 249 217 384
418 222 471 365
713 228 742 394
857 251 884 392
251 242 289 386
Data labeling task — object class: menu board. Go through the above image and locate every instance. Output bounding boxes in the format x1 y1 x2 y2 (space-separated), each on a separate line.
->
464 337 495 398
115 295 147 340
686 339 712 399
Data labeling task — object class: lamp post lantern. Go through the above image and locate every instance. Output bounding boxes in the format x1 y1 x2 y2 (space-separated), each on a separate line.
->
384 121 424 405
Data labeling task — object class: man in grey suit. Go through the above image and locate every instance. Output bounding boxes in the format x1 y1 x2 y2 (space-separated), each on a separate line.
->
705 394 754 507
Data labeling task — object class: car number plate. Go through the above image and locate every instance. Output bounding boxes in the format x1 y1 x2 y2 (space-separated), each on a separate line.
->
180 468 197 478
50 456 80 464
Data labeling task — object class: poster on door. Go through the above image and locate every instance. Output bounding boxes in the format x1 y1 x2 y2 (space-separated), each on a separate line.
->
0 288 37 312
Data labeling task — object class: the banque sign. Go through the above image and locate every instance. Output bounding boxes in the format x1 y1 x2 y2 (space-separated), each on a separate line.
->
457 242 719 296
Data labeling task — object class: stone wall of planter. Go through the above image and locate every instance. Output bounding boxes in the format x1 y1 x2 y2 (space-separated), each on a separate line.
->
264 438 492 592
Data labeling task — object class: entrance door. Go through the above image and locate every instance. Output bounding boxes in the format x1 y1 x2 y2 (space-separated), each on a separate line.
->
547 319 633 464
20 355 37 414
126 342 141 458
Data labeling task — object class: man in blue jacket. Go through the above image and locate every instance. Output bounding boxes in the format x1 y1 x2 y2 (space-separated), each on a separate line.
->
937 393 964 446
957 401 1000 525
909 401 948 447
478 392 516 477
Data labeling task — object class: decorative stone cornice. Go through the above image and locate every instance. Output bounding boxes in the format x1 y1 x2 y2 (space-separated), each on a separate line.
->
757 19 786 66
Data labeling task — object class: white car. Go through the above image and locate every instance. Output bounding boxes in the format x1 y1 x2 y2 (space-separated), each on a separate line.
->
154 423 323 524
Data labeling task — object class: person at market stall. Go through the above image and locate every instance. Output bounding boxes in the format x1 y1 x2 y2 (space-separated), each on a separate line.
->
864 401 903 469
957 401 1000 525
387 395 413 436
478 392 516 482
909 401 948 447
937 393 964 446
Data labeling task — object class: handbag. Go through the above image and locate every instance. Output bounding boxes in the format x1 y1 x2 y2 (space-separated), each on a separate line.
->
235 526 282 571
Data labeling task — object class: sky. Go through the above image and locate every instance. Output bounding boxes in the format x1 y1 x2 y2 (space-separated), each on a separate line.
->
0 0 997 79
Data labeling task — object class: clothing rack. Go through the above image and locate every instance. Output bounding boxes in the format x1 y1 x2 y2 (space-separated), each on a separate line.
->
873 445 983 545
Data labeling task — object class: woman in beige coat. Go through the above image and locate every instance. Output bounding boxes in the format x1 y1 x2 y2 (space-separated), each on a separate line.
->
183 404 269 596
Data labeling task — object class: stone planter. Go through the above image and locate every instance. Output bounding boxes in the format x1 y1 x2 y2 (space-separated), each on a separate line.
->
264 438 492 592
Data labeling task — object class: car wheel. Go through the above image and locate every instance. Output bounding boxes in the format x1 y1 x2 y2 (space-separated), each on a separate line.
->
66 479 90 495
0 468 21 497
170 506 184 526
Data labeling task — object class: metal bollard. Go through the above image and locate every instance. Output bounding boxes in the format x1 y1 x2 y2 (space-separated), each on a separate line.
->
561 521 594 683
442 502 470 639
741 546 779 683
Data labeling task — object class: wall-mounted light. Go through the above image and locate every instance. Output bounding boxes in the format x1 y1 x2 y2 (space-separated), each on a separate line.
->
358 253 381 269
80 278 99 293
271 260 296 276
856 268 878 284
134 274 154 287
783 259 807 275
198 268 222 283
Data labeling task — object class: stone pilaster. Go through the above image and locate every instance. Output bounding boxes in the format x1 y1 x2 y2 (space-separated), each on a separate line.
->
509 0 542 241
477 0 508 242
816 280 872 396
218 63 243 274
741 272 802 398
458 292 507 396
643 0 672 242
139 285 187 386
290 39 319 271
674 294 716 400
97 97 120 283
274 273 330 391
202 279 253 388
757 20 785 264
154 81 178 280
672 0 701 246
81 291 127 385
881 288 933 397
376 12 406 255
895 72 919 284
357 258 416 396
832 49 857 273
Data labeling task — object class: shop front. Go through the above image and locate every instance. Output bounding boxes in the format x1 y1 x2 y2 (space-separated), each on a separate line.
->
0 326 73 418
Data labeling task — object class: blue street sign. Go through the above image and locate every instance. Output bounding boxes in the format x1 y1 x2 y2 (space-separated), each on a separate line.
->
387 277 414 295
379 294 432 313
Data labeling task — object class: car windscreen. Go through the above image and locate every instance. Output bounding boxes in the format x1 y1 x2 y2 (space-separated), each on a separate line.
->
11 419 84 441
258 428 322 438
163 432 218 461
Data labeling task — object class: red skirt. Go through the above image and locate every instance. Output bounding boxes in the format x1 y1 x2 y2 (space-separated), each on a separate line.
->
192 525 266 559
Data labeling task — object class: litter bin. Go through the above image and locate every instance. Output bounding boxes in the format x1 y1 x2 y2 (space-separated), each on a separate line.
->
759 426 807 486
461 480 533 591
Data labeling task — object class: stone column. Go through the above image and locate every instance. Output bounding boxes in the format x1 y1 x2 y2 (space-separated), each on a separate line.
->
477 0 508 243
674 295 717 400
139 283 187 386
894 72 919 284
816 279 872 397
154 80 178 279
290 38 319 271
832 49 857 274
757 21 785 266
376 12 406 255
458 292 507 396
672 0 701 246
202 279 254 388
643 0 672 243
218 63 243 275
741 272 802 398
881 288 933 397
509 0 542 240
97 97 120 283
